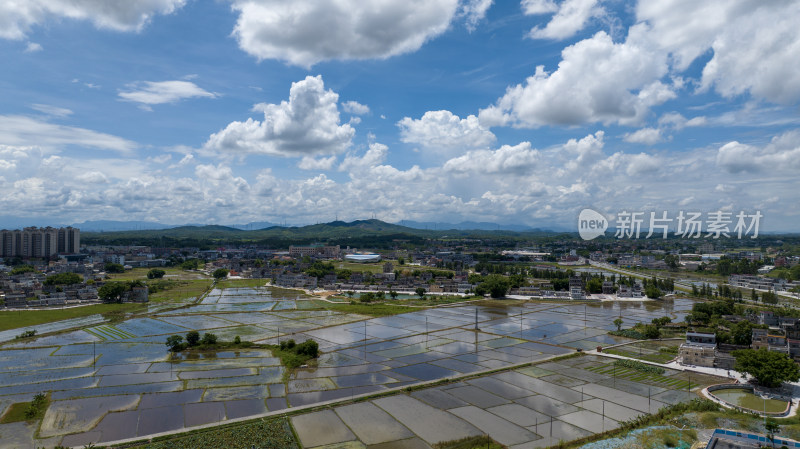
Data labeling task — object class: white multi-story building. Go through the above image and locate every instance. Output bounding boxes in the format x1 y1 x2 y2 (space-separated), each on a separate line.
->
0 227 80 258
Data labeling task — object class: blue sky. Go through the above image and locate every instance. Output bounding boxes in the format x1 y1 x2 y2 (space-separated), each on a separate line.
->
1 0 799 231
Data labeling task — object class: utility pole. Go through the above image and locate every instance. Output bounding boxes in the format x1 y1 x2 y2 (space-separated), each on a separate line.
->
425 316 429 347
602 400 605 432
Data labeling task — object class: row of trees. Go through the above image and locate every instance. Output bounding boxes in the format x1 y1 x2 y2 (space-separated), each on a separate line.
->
98 281 141 303
715 257 763 276
166 331 219 352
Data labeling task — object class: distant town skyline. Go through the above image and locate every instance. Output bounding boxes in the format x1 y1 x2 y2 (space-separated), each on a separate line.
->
2 1 799 231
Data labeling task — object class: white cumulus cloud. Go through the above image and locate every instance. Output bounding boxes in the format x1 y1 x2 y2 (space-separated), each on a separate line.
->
717 129 800 173
0 0 186 40
342 101 370 115
479 27 669 128
398 110 496 154
230 0 460 67
444 142 540 175
638 0 800 104
460 0 493 31
528 0 602 40
339 143 389 172
298 156 337 171
204 75 354 157
521 0 558 15
623 128 662 145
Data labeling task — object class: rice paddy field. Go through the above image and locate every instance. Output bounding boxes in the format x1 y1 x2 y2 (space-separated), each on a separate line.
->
0 288 713 448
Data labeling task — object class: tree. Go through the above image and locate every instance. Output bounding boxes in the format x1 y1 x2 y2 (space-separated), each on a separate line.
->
98 282 128 303
652 316 672 327
415 287 426 299
664 254 679 270
762 290 779 304
104 263 125 274
44 272 82 285
732 349 800 388
186 330 200 346
296 339 319 358
181 259 200 270
212 268 229 280
731 320 757 346
147 269 166 279
397 257 405 265
10 265 36 275
476 274 510 298
645 284 662 299
166 335 184 352
641 324 661 339
766 419 780 448
201 333 218 345
586 277 603 294
389 290 398 300
613 318 624 331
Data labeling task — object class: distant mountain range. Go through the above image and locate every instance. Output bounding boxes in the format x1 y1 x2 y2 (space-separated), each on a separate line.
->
0 217 557 233
73 219 566 246
397 220 550 232
73 220 284 232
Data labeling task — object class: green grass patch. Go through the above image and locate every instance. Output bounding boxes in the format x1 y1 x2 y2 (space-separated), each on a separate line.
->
604 348 676 364
124 417 298 449
614 359 665 374
0 303 146 332
0 393 49 423
434 435 506 449
334 261 390 273
215 278 269 289
586 363 700 389
266 339 320 370
87 324 136 340
108 267 207 281
148 279 213 303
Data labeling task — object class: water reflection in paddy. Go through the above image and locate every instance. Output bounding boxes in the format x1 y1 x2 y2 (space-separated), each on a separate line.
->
0 291 697 447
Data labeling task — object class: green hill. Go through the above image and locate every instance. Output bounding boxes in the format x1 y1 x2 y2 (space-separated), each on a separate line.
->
81 219 558 248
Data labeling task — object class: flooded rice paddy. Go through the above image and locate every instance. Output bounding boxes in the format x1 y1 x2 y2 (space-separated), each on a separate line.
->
0 287 697 448
710 388 788 413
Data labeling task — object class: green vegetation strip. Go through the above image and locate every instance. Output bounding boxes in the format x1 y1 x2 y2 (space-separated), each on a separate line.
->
586 363 698 389
0 393 49 424
83 328 107 341
121 417 298 449
0 303 146 332
96 325 135 339
604 348 676 364
434 435 505 449
85 324 136 340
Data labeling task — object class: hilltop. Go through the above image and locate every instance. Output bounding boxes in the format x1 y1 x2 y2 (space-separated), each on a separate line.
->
81 219 558 247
